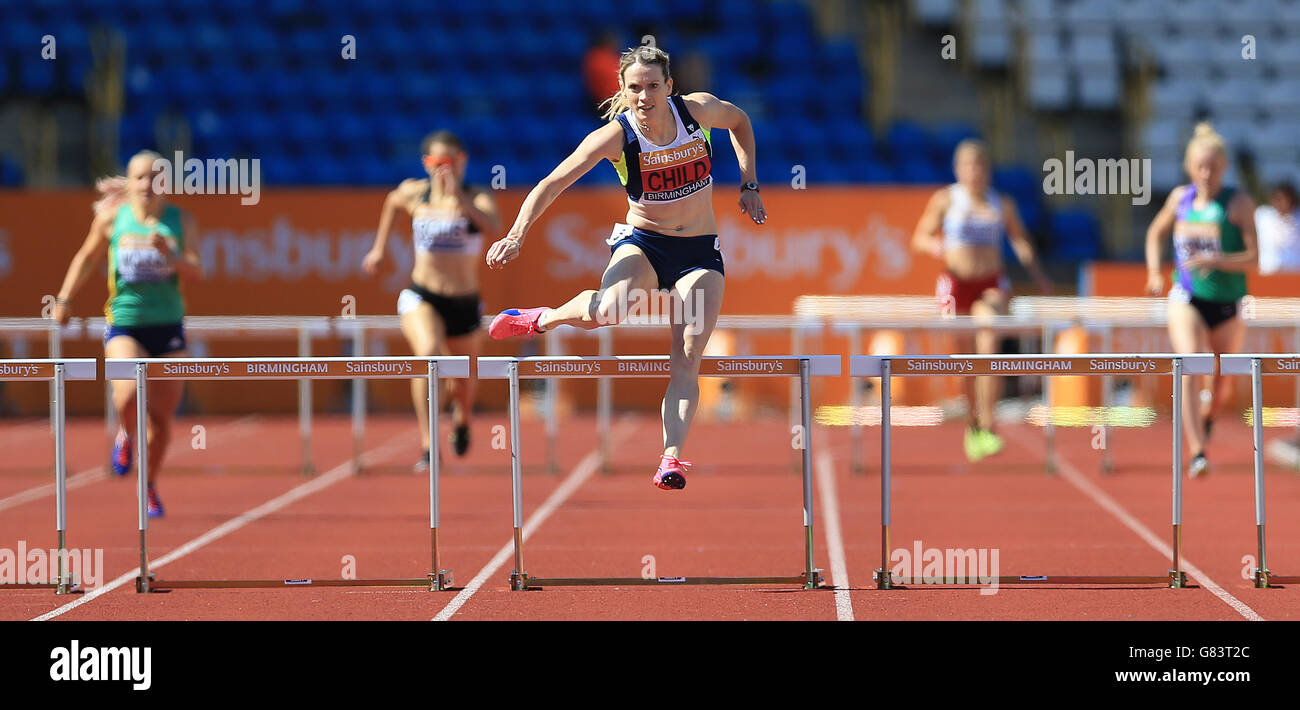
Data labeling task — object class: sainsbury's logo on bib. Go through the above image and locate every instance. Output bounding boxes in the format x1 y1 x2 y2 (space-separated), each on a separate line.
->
640 138 711 202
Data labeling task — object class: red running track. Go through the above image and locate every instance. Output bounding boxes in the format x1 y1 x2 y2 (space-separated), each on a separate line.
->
1 412 1296 620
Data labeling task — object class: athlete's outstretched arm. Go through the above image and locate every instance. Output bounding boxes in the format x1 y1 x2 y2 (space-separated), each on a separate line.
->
911 188 949 258
686 92 765 224
53 211 113 325
1184 190 1259 273
1144 186 1185 295
485 121 624 269
1003 198 1051 293
363 178 422 276
161 211 203 280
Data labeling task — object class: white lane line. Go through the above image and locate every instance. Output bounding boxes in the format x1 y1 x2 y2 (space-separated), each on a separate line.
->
1007 429 1265 621
0 467 105 512
815 446 854 621
432 418 636 621
0 415 263 513
30 434 408 621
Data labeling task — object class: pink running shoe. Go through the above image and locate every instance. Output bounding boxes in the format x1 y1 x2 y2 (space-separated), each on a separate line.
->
489 307 548 340
653 454 691 491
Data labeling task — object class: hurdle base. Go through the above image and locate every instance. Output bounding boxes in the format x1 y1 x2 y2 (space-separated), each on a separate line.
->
1168 569 1188 588
874 574 1179 587
136 573 155 594
429 570 454 591
135 572 447 587
56 575 80 595
512 573 818 590
1254 569 1300 588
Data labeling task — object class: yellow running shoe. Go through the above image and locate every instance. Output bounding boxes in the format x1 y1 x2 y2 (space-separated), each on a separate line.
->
964 428 985 462
979 430 1004 458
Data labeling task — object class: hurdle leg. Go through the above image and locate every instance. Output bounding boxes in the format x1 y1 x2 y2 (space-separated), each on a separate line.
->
1169 358 1186 588
135 363 152 593
1043 324 1056 473
848 326 864 475
298 324 314 475
799 359 822 589
351 323 365 474
1251 358 1270 588
53 363 73 594
508 361 528 590
790 325 803 472
1101 328 1113 473
104 378 116 475
598 327 612 473
427 360 452 591
48 323 61 435
876 358 893 589
545 330 560 476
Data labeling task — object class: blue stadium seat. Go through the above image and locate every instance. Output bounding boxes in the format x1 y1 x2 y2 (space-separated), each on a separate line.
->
886 120 929 161
858 156 899 184
931 122 981 162
1049 209 1102 261
20 60 57 94
898 157 948 184
0 156 24 187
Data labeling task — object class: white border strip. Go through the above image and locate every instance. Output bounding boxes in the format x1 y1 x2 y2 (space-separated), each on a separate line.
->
478 355 840 379
850 354 1216 376
104 356 471 380
0 359 97 380
1220 354 1300 375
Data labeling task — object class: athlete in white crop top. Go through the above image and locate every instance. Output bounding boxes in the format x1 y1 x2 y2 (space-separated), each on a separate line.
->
483 45 765 492
362 130 501 469
911 139 1051 463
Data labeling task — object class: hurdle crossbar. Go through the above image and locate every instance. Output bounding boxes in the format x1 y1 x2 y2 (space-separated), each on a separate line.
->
851 353 1215 589
478 355 839 591
0 359 97 594
1221 354 1300 587
105 356 469 593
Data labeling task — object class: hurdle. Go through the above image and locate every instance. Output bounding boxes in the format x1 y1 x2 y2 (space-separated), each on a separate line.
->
0 358 97 594
1222 354 1300 587
479 355 839 590
104 356 469 592
851 353 1215 589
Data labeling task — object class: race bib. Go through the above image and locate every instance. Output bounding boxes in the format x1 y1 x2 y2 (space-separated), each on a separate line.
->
1172 220 1222 264
115 233 174 283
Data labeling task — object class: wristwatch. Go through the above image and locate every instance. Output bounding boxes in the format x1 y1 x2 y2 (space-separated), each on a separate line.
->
741 181 759 192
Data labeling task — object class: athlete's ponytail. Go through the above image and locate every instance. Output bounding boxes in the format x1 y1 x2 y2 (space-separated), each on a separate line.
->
599 45 672 122
92 150 163 215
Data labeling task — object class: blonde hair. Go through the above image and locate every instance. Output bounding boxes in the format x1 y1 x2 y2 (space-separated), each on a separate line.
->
1184 121 1228 167
92 150 162 215
599 45 672 121
953 138 991 168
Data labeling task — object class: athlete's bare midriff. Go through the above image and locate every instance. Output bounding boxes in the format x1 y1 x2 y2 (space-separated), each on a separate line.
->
411 251 479 296
944 244 1004 281
624 181 718 236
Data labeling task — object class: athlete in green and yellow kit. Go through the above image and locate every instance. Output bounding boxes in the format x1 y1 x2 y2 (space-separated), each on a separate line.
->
54 150 204 517
1145 123 1258 479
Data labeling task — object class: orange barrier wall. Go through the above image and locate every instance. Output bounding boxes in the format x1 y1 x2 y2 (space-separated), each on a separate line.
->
1082 262 1300 413
0 187 942 414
